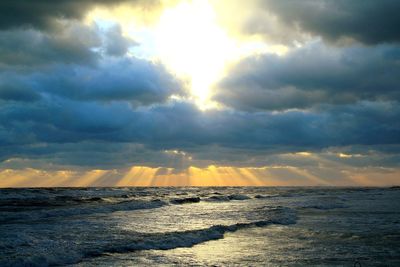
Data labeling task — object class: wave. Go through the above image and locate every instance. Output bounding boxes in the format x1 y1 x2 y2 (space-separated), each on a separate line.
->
254 194 280 199
87 207 296 262
0 199 167 224
170 197 201 204
0 207 297 267
94 218 296 256
205 194 251 202
0 194 137 212
168 194 251 204
299 202 348 210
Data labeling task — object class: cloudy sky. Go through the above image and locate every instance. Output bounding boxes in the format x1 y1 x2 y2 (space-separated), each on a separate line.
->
0 0 399 187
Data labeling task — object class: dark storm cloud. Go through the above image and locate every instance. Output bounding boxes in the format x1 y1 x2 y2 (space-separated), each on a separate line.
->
254 0 400 44
0 23 101 67
0 0 399 172
318 147 400 169
0 21 138 68
104 25 137 57
1 98 399 168
0 0 135 30
0 56 184 104
0 0 188 169
215 42 400 111
0 81 40 102
0 142 184 170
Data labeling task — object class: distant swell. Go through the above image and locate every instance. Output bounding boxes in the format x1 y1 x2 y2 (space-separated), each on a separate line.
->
205 194 251 202
170 197 201 204
0 199 167 224
299 203 348 210
0 195 134 210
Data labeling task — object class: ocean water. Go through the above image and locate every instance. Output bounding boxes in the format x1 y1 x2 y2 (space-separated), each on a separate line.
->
0 187 399 266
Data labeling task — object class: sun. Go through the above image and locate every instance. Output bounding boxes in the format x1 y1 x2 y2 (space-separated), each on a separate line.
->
153 0 235 108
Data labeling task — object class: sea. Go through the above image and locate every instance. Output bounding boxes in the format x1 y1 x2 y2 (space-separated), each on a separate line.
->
0 187 399 266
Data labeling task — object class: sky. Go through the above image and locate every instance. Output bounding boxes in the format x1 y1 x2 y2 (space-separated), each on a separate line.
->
0 0 400 187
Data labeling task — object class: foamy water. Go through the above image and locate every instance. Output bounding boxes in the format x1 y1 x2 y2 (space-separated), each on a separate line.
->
0 187 399 266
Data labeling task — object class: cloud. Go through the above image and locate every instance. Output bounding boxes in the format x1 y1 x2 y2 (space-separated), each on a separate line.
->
1 98 399 168
248 0 400 44
104 24 137 56
0 16 174 105
0 82 40 102
0 0 399 182
0 20 141 68
0 0 133 30
0 56 184 105
45 58 183 104
0 22 101 67
215 41 400 110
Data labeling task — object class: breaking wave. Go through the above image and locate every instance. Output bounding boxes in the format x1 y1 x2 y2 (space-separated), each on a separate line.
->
93 209 296 255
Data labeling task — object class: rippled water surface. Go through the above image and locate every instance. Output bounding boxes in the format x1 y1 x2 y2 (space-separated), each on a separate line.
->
0 187 399 266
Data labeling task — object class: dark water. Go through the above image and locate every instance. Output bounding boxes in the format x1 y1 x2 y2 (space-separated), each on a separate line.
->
0 187 399 266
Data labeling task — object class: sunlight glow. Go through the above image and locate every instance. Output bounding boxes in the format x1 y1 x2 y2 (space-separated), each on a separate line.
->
153 0 235 108
84 0 289 110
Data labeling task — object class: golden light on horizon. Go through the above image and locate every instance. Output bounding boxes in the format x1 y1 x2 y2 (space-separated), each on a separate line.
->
116 166 160 186
3 164 398 187
73 170 109 187
1 153 398 188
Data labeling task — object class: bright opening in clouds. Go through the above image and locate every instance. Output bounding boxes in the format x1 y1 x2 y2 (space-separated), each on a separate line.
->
153 0 233 105
0 0 400 187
